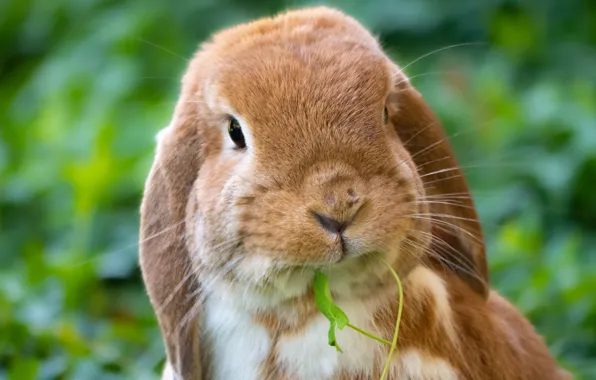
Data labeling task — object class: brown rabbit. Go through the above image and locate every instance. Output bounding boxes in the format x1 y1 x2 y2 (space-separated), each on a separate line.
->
139 6 570 380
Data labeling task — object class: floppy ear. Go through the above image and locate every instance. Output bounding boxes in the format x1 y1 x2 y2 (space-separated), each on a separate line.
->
388 69 489 298
139 64 205 380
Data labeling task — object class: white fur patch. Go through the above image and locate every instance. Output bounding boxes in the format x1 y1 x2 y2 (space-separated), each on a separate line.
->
145 123 174 191
233 255 275 284
399 349 458 380
408 266 458 343
203 292 271 380
231 256 314 311
160 362 174 380
276 299 382 379
155 123 173 144
153 123 174 166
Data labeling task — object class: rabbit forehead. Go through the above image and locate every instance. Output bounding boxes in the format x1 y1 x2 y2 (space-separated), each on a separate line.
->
215 39 391 120
200 6 392 120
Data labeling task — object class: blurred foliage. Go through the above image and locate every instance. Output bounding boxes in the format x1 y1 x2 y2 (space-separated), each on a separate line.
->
1 0 595 378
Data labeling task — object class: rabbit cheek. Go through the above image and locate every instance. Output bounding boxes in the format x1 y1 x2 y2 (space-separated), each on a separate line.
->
236 189 330 263
191 158 245 270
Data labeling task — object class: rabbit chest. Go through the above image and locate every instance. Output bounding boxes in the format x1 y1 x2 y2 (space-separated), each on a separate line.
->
201 287 458 380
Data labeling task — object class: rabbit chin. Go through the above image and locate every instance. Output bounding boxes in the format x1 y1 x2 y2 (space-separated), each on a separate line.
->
200 246 404 313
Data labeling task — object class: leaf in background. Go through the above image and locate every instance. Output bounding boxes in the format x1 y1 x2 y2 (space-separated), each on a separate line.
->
9 358 39 380
313 270 349 352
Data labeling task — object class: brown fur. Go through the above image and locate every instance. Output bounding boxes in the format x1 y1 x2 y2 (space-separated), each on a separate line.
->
139 6 570 380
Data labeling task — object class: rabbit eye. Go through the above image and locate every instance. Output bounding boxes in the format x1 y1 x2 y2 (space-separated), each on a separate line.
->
228 117 246 149
383 107 389 124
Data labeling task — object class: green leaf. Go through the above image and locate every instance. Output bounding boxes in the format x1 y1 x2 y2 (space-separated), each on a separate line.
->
314 270 349 352
9 358 39 380
327 321 342 352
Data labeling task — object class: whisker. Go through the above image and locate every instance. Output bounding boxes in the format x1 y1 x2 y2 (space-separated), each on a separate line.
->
422 174 463 187
394 42 485 78
175 296 203 336
155 269 197 314
419 167 461 178
429 251 483 285
408 215 482 244
412 213 480 224
403 232 485 289
417 197 471 204
154 241 249 315
418 192 472 199
139 76 180 81
407 133 462 165
409 200 474 210
194 254 246 295
409 230 485 285
65 220 186 269
400 121 440 148
420 162 529 179
396 70 463 84
136 37 190 62
416 156 451 171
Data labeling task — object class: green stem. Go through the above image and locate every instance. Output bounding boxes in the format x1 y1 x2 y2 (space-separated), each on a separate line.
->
346 323 392 346
378 254 404 380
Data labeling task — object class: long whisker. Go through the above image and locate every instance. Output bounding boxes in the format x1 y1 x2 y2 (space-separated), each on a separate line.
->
155 269 197 314
155 242 245 314
155 235 245 314
190 253 246 299
153 243 243 315
394 42 485 78
417 197 471 204
408 215 482 244
429 250 483 286
400 121 440 148
422 174 463 187
418 192 502 202
400 133 464 171
391 70 460 96
408 230 485 286
65 220 186 269
419 167 461 178
420 161 529 183
403 233 485 290
416 156 451 170
412 213 480 224
175 296 203 336
136 37 190 62
409 200 474 210
418 192 472 199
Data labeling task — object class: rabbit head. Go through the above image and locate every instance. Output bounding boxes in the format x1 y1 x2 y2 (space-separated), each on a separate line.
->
139 6 488 379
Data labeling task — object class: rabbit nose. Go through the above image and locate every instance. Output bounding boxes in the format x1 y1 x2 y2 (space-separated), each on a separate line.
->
309 182 366 235
313 212 351 234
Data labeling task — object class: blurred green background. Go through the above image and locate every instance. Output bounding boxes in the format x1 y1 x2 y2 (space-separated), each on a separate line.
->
1 0 595 378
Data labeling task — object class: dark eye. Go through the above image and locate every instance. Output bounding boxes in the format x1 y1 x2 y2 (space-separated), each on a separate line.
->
383 107 389 124
228 117 246 149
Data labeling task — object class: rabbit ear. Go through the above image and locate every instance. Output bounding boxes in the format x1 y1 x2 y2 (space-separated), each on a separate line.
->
139 66 205 379
388 71 489 298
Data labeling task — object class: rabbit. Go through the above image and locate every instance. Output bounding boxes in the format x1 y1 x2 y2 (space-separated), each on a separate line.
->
139 6 571 380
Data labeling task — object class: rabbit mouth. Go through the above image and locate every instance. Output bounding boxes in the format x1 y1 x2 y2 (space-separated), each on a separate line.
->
212 248 402 311
234 248 395 290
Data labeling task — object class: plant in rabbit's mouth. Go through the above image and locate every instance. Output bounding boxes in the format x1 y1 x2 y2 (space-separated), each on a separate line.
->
313 254 403 380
